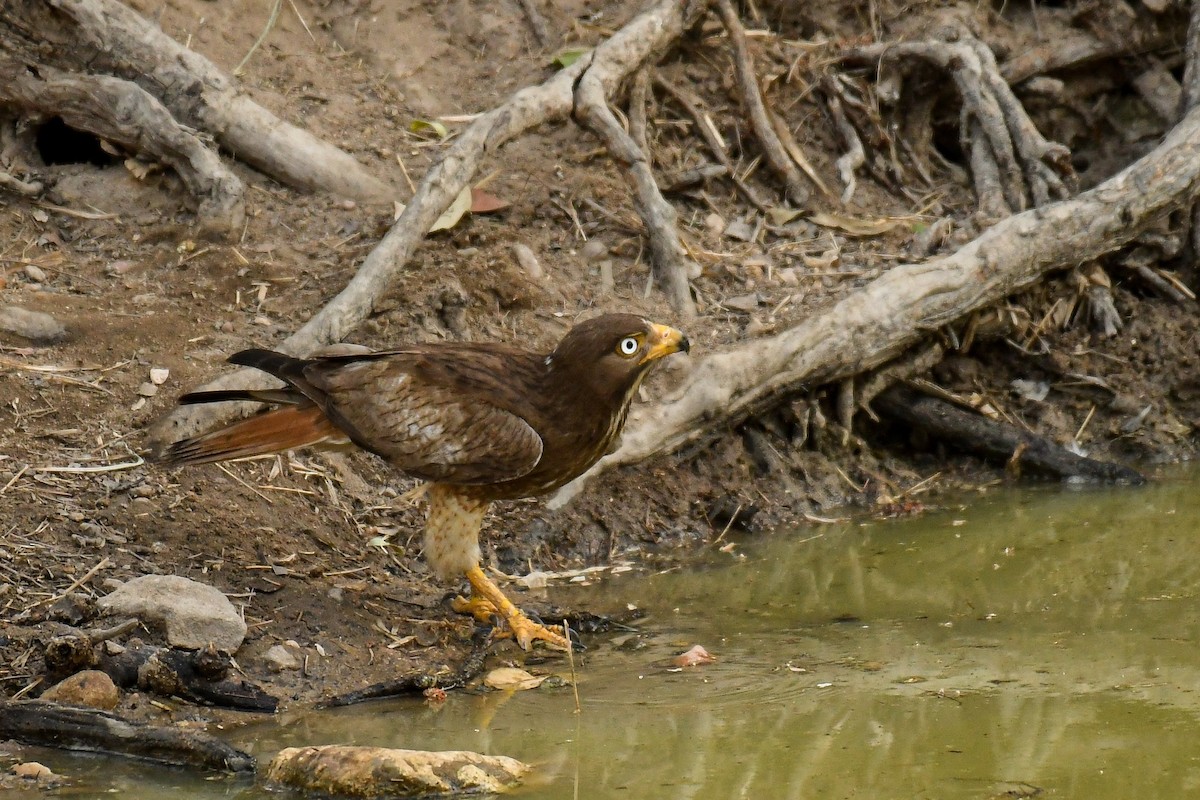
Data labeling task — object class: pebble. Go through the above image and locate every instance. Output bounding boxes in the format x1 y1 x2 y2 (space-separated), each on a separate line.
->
24 264 46 283
264 644 301 672
12 762 53 780
510 243 543 279
96 574 247 652
0 305 67 343
137 382 159 397
40 669 120 710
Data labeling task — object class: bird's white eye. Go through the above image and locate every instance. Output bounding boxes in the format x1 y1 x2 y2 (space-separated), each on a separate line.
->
617 336 640 356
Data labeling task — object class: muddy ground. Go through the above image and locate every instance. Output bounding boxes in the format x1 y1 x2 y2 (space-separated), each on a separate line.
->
2 0 1199 718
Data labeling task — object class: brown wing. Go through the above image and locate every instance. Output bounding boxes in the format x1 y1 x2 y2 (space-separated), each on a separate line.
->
304 349 545 485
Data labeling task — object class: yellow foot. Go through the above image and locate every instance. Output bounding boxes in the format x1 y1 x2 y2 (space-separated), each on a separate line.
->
456 566 571 651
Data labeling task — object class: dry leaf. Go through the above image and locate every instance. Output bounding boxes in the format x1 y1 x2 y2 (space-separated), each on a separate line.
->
808 211 902 237
429 187 473 232
470 188 510 214
674 644 717 667
767 207 804 226
409 119 448 139
484 667 547 691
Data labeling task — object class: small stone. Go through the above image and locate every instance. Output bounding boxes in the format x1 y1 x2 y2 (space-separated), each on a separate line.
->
137 382 159 397
723 218 756 242
40 669 120 710
0 305 67 343
106 259 136 276
12 762 53 780
704 212 725 237
96 574 247 652
510 243 543 279
264 644 301 672
149 368 170 385
24 264 46 283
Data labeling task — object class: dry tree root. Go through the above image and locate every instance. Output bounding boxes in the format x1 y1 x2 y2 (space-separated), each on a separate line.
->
713 0 810 207
149 0 710 449
843 26 1074 218
574 62 697 316
0 0 392 208
0 56 244 235
553 99 1200 505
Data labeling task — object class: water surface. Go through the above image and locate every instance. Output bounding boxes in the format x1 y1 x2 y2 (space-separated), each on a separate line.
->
13 472 1200 798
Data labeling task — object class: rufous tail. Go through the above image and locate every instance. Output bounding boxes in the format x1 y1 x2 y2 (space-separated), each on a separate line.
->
160 404 348 466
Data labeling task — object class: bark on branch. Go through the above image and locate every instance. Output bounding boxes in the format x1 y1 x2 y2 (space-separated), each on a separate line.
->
553 101 1200 505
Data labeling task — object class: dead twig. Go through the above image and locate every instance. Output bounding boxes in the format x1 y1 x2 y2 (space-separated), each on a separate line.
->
845 28 1073 215
574 67 696 316
713 0 809 206
821 77 865 204
653 74 770 210
516 0 553 49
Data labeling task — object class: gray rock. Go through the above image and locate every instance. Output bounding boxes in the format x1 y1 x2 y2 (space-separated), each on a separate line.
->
0 306 67 343
97 575 246 652
265 745 529 798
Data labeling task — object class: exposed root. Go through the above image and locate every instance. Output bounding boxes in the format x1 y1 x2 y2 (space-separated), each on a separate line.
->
0 56 243 235
844 26 1074 217
714 0 810 206
35 0 394 203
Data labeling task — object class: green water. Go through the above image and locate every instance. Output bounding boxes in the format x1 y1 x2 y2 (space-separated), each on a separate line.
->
12 472 1200 798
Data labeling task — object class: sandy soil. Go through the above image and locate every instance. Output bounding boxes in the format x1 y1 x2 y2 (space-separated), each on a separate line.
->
2 0 1198 715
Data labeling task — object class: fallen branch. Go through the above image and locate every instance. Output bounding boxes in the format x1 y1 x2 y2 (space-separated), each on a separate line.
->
553 99 1200 504
149 0 710 449
40 0 393 203
0 700 255 772
875 385 1144 483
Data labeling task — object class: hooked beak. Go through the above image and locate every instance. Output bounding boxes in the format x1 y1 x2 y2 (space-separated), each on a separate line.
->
641 323 690 364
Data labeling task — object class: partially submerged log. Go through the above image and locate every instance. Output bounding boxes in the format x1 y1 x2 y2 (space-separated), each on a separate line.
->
875 386 1145 484
0 700 255 772
554 100 1200 504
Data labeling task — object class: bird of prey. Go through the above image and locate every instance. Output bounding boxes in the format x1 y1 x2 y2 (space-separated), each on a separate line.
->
161 314 689 650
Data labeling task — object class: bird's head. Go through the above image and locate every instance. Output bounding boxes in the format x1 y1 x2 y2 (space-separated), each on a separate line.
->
548 313 689 402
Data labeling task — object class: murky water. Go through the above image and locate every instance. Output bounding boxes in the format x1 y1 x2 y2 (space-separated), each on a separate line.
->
15 471 1200 798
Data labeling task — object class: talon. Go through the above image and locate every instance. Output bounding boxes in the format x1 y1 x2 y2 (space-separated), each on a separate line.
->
458 566 573 651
